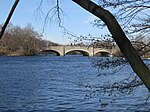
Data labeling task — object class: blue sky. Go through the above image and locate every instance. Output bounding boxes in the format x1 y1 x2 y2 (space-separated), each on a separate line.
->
0 0 107 44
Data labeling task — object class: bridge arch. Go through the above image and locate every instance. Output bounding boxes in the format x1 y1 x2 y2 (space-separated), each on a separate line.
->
94 50 112 57
65 49 90 56
39 50 61 56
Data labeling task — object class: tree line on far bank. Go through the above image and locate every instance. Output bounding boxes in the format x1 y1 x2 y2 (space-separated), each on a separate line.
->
0 23 149 57
0 23 59 56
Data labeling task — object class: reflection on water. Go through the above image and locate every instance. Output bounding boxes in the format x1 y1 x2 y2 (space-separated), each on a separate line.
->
0 56 149 112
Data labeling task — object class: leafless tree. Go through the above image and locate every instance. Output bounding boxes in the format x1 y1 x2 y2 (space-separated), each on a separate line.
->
95 0 150 37
0 24 53 55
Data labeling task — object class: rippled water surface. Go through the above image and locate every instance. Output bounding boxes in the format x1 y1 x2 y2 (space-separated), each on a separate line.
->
0 56 149 112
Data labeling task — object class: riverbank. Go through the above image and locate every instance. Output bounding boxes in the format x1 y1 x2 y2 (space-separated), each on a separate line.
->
0 51 37 56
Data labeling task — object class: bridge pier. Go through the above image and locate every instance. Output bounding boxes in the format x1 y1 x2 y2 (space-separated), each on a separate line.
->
59 46 65 56
88 47 94 56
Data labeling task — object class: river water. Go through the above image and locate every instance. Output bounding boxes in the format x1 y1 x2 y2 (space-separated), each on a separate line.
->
0 56 149 112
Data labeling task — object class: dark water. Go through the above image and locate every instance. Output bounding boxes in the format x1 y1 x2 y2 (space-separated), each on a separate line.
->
0 56 149 112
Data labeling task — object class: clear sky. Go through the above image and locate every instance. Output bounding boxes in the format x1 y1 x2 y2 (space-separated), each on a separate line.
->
0 0 106 45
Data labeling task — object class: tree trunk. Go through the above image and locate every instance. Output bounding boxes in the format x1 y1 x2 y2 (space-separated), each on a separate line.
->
0 0 20 39
72 0 150 91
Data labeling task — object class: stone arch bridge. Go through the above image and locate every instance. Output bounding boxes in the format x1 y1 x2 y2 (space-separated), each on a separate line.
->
40 46 117 56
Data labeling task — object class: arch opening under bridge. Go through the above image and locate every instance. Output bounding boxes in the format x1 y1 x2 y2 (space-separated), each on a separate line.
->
94 50 112 57
66 49 90 56
39 50 61 56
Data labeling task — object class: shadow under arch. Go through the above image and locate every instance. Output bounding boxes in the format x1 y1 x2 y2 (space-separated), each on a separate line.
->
39 50 61 56
94 50 112 57
66 50 90 56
